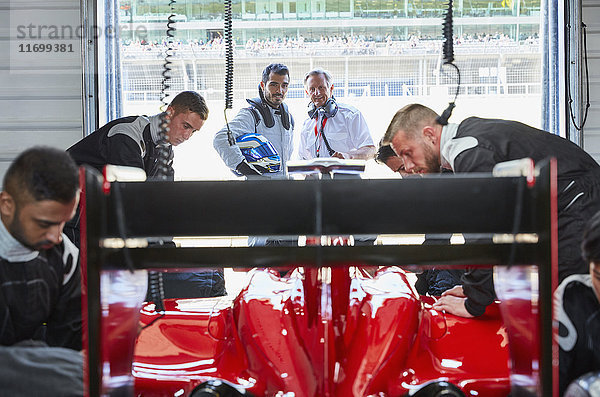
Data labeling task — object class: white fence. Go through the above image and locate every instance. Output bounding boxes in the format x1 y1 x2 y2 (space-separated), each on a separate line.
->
121 50 541 105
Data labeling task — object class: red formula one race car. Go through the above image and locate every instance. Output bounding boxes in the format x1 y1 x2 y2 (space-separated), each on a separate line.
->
133 265 511 397
82 160 555 397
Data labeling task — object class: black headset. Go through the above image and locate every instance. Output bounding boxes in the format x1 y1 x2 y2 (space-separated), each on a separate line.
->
248 84 291 130
436 102 456 126
308 97 338 119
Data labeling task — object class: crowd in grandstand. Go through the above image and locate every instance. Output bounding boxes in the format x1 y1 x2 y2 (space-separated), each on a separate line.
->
120 32 540 59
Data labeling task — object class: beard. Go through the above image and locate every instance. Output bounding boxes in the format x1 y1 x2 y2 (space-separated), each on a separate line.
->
422 140 442 173
9 212 51 251
264 91 283 108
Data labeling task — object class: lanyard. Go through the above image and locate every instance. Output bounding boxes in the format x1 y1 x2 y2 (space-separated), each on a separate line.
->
314 115 328 157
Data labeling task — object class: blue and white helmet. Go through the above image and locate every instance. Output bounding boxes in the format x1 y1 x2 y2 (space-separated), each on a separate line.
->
235 133 281 175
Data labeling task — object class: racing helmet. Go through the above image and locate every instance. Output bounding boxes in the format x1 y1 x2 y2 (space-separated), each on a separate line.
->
234 133 281 175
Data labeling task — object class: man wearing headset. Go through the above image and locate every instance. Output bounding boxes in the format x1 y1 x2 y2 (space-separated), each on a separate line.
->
298 68 376 160
383 103 600 318
214 63 294 178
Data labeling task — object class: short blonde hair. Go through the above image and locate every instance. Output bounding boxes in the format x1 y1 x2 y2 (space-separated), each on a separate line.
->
383 104 439 143
169 91 209 121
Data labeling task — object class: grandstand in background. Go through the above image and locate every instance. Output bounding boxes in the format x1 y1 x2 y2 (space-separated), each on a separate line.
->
122 46 541 104
117 0 540 44
117 0 542 106
116 0 544 182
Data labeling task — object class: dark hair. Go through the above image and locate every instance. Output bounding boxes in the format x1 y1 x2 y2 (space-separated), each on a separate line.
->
3 146 79 204
262 63 289 84
169 91 209 120
582 210 600 264
375 144 397 164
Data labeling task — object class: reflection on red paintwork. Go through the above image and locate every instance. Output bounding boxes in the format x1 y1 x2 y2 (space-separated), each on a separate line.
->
133 267 512 396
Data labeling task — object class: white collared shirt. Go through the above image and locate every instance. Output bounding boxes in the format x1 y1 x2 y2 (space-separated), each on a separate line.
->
298 102 373 159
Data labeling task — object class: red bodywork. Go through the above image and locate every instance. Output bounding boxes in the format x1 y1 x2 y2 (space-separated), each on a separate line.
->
80 161 558 396
133 266 513 396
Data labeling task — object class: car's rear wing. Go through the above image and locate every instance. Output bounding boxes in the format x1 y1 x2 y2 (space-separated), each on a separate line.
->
80 158 558 397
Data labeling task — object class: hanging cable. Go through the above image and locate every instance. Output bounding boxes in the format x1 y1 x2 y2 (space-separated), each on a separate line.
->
145 0 178 319
224 0 235 146
441 1 454 65
142 271 165 327
155 0 177 177
566 17 590 132
436 0 461 126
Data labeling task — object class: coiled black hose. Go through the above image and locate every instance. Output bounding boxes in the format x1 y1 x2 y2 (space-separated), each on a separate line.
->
436 0 460 126
441 0 454 65
146 271 165 314
224 0 236 145
156 3 176 175
145 0 178 319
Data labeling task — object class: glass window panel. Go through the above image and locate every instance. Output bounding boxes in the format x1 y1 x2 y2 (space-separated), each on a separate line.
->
116 0 543 181
520 0 541 16
326 0 339 13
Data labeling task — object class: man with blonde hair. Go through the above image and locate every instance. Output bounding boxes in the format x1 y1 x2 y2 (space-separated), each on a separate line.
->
383 103 600 317
68 90 208 182
68 91 223 299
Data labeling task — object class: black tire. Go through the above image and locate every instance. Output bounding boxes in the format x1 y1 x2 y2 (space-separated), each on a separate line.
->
407 381 466 397
190 380 253 397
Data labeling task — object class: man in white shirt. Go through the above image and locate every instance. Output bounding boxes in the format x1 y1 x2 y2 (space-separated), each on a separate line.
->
298 68 375 160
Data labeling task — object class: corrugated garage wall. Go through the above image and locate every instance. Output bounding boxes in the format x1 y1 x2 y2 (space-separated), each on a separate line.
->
0 0 83 180
583 0 600 162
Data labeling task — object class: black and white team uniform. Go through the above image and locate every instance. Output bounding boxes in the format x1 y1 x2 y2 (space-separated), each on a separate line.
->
0 221 81 348
555 274 600 395
440 117 600 316
67 114 225 298
67 114 174 179
0 220 84 395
